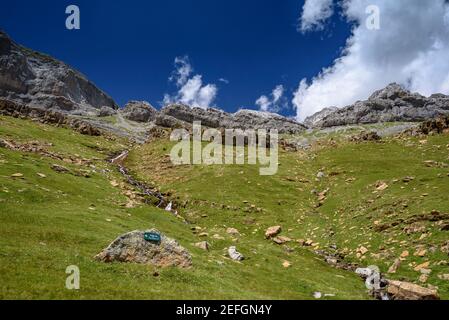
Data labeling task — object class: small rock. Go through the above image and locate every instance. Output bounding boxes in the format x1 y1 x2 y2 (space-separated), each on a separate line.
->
400 251 410 259
110 180 119 187
226 228 240 236
414 249 427 257
388 259 401 274
195 241 210 251
11 173 23 178
272 236 292 245
282 260 291 268
313 292 322 299
419 274 429 283
414 261 430 272
37 173 46 178
198 232 209 238
212 234 225 240
357 246 369 255
438 274 449 281
228 246 244 261
265 226 282 239
376 181 389 191
387 280 439 300
51 164 70 173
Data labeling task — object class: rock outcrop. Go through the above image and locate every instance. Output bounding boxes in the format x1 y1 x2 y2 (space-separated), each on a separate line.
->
0 98 101 136
120 101 158 122
305 83 449 128
159 104 306 134
0 30 118 116
95 229 192 268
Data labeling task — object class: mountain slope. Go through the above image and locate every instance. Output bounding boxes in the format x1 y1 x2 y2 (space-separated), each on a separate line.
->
0 31 118 116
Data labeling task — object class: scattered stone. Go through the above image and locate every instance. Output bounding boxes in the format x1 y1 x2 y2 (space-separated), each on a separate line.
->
51 164 70 174
272 236 292 245
387 280 439 300
212 234 225 240
402 176 415 183
198 233 209 238
195 241 210 251
316 171 325 179
110 180 119 187
265 226 282 239
95 229 192 268
400 251 410 259
438 274 449 281
350 131 382 143
313 292 322 299
304 239 314 247
37 173 46 178
388 259 401 274
228 246 244 261
226 228 240 236
10 173 23 178
414 249 427 257
376 181 389 191
357 246 369 255
282 260 291 268
419 274 429 283
414 261 430 272
404 222 426 235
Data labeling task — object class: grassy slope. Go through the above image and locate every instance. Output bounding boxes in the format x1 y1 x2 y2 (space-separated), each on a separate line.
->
1 115 448 299
126 129 449 300
0 116 368 299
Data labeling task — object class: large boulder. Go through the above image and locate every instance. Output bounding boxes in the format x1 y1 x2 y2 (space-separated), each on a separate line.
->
0 30 118 115
121 101 158 122
95 229 192 268
305 83 449 128
387 280 440 300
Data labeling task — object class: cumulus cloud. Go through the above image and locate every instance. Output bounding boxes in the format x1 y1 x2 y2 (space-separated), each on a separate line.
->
299 0 334 32
164 56 218 109
256 85 285 112
294 0 449 121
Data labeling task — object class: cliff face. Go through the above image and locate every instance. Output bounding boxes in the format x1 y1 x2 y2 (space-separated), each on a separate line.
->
305 83 449 128
0 31 118 115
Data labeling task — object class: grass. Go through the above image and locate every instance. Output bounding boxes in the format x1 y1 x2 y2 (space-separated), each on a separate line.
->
1 115 448 299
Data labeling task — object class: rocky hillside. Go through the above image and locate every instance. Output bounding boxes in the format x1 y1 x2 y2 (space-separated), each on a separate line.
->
0 30 118 116
305 84 449 128
156 104 306 134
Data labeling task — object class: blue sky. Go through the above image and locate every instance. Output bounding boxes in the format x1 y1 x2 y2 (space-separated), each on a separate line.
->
0 0 352 116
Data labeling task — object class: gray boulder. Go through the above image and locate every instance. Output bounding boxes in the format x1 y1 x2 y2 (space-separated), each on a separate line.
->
305 83 449 128
121 101 158 122
0 30 118 115
95 229 192 268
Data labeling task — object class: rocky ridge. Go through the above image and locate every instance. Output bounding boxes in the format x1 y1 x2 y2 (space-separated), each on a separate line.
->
305 83 449 128
156 104 306 134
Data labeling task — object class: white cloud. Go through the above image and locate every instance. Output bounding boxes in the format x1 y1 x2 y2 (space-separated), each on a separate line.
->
294 0 449 121
169 56 193 87
256 95 271 112
299 0 334 32
256 85 285 112
164 56 218 109
219 78 230 84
